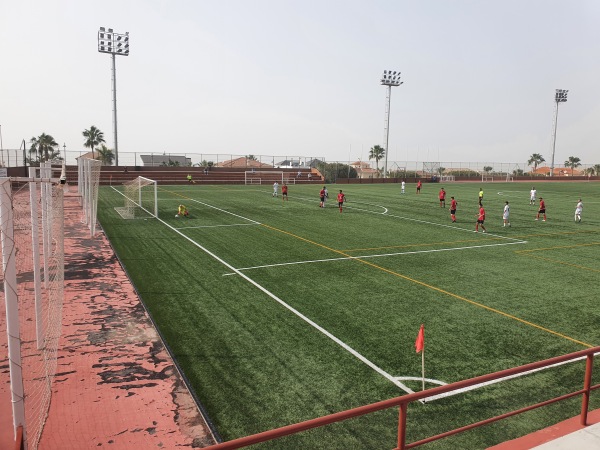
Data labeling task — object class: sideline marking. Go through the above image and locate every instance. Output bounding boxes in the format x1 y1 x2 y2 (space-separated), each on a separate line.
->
109 185 415 394
261 223 593 348
223 241 526 275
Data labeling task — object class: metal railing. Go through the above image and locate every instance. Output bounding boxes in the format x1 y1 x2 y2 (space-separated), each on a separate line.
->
205 346 600 450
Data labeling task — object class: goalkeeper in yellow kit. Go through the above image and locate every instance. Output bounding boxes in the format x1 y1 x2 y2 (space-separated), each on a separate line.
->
177 204 189 217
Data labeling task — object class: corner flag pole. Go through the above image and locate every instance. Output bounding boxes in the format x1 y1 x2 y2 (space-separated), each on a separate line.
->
415 324 425 391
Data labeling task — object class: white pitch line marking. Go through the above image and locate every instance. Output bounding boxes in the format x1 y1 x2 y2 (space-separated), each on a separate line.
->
222 241 527 275
176 223 260 230
423 352 600 403
109 186 413 394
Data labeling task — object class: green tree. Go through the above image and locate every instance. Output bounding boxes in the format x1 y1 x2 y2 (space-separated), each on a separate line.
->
593 164 600 176
83 126 105 160
368 145 385 174
29 133 59 163
483 166 493 173
513 169 524 176
246 155 258 161
96 144 115 166
564 156 581 175
316 162 357 183
528 153 545 172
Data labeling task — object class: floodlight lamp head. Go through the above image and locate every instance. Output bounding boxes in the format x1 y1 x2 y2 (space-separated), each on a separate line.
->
555 89 568 103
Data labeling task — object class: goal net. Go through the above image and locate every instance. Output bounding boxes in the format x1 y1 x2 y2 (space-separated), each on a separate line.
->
245 171 284 185
115 176 158 219
422 162 441 177
439 175 455 182
1 175 64 449
481 175 494 182
78 157 102 236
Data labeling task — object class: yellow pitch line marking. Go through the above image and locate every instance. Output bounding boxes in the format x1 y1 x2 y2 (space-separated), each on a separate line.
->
261 223 593 348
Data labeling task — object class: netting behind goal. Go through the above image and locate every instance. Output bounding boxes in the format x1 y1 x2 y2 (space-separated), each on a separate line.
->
115 176 158 219
244 171 284 185
77 157 102 236
1 176 64 449
439 175 455 182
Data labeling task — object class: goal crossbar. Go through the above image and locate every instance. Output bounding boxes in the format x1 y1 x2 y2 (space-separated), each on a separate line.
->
115 176 158 219
245 171 284 185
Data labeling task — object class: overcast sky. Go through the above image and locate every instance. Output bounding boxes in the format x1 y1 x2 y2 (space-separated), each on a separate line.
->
1 0 599 166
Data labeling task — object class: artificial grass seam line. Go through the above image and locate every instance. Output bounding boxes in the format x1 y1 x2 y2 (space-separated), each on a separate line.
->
260 223 594 349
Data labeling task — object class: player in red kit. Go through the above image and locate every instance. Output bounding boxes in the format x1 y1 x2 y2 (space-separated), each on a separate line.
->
449 196 457 222
535 197 546 221
475 204 486 232
281 184 288 202
319 187 326 207
416 180 422 194
337 190 346 213
439 187 446 207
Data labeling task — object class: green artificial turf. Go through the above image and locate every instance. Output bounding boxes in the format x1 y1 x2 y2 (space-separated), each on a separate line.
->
97 181 600 449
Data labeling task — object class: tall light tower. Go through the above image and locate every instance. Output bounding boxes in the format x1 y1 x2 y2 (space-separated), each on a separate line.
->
98 27 130 167
380 70 403 178
550 89 568 177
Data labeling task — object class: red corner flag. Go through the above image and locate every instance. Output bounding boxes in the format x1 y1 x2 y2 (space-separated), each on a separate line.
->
415 324 425 353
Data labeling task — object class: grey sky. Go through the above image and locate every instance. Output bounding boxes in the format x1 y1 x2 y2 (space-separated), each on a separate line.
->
1 0 599 166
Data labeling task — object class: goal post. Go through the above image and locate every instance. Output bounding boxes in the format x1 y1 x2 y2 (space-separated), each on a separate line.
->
439 175 455 182
115 176 158 219
244 171 284 185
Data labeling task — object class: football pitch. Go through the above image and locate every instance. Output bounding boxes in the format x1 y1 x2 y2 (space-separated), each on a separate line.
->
97 181 600 449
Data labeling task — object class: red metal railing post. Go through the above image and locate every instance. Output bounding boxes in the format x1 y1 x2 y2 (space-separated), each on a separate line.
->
580 353 594 426
396 402 408 450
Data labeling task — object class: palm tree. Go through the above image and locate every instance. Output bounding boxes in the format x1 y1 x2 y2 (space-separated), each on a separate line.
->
483 166 493 173
528 153 545 173
593 164 600 177
369 145 385 174
82 126 105 159
564 156 581 175
29 133 59 163
96 144 115 166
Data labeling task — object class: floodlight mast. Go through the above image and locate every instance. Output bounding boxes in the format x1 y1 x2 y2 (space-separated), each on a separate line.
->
380 70 403 178
550 89 568 177
98 27 130 167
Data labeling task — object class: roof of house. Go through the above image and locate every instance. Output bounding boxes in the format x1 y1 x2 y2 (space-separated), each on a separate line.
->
216 157 273 168
140 155 191 166
531 166 583 176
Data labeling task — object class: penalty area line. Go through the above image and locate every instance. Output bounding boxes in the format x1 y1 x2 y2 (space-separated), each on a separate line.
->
222 241 527 275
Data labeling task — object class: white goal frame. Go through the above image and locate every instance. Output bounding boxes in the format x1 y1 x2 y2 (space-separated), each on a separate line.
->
244 171 284 185
115 176 158 219
439 175 455 182
481 175 494 182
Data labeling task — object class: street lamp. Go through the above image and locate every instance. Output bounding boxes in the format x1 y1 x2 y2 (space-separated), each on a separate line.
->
63 143 66 163
550 89 568 177
380 70 403 178
98 27 130 167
